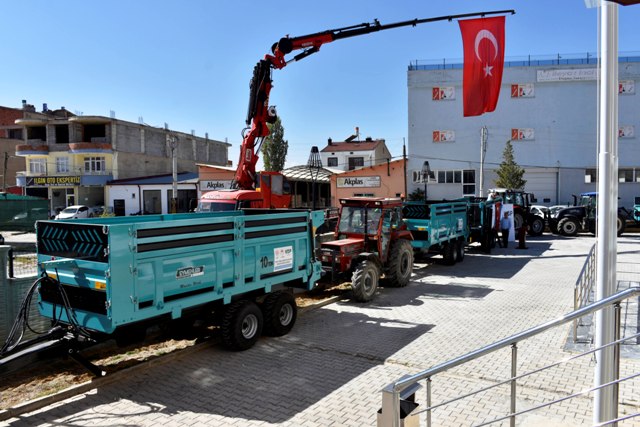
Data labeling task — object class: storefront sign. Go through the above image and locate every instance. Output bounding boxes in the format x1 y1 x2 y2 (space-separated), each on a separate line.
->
26 176 81 186
537 68 597 82
200 180 232 190
337 176 381 188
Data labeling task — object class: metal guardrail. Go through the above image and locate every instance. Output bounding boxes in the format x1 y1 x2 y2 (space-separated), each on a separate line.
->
379 287 640 427
574 243 597 342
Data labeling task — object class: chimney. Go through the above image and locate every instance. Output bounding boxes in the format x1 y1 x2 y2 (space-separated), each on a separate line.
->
327 138 332 146
42 103 48 112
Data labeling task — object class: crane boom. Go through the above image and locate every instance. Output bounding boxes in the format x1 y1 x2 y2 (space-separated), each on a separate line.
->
233 9 515 194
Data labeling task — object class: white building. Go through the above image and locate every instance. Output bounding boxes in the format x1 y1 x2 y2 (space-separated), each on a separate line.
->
407 53 640 208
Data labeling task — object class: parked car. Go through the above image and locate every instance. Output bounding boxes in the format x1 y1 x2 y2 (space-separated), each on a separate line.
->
55 205 93 220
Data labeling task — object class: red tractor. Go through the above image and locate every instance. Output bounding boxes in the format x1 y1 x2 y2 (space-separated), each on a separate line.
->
317 198 414 302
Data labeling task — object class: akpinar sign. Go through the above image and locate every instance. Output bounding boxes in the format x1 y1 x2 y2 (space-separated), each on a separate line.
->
336 176 381 188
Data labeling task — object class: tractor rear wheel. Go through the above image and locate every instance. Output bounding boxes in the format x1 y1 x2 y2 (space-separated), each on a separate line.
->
385 239 413 287
351 260 379 302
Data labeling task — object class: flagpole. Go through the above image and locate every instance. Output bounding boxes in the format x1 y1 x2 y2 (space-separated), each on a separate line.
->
593 1 619 423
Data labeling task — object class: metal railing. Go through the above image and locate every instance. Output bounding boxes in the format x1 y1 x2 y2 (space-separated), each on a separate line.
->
574 243 597 341
408 51 640 71
8 248 38 278
379 287 640 427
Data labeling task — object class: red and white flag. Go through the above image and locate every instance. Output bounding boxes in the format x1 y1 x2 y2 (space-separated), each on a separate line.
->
459 16 505 117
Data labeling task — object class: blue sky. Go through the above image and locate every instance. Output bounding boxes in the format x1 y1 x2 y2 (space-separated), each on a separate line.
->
2 1 639 168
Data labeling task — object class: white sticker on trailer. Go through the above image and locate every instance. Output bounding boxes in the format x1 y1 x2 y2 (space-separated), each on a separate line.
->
273 246 293 272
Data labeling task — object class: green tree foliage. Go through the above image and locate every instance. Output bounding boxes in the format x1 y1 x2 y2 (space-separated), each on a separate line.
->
262 117 288 172
494 140 526 190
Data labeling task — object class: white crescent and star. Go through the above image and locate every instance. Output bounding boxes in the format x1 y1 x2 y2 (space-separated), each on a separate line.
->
474 29 499 77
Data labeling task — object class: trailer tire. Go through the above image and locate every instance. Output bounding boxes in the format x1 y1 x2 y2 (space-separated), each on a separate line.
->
514 213 524 231
385 239 413 287
443 241 458 265
558 218 579 236
222 300 263 351
456 239 465 262
351 260 379 302
262 291 297 337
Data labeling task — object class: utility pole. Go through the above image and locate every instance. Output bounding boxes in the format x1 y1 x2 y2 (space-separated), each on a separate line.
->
479 127 488 197
166 124 178 214
402 138 407 199
2 152 8 192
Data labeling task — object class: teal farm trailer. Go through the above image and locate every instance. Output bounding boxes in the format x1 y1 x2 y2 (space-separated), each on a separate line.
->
402 200 470 264
1 209 323 374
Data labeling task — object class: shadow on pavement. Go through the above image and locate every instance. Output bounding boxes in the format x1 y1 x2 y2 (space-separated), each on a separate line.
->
6 310 433 425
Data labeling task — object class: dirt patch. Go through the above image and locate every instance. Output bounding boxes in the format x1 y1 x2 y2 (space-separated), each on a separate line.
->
0 286 350 410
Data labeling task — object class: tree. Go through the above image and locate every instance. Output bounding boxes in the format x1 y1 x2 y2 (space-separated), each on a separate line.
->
261 117 288 171
494 140 526 190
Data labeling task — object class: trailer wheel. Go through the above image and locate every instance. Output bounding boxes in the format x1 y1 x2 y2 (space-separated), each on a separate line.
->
385 239 413 287
442 241 458 265
529 217 545 236
351 260 379 302
514 213 524 231
558 218 579 236
456 240 465 262
222 300 263 351
262 291 297 337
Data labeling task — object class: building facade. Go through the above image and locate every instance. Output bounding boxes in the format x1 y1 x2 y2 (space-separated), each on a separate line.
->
320 136 392 172
0 106 26 192
407 54 640 208
11 101 229 213
329 159 406 206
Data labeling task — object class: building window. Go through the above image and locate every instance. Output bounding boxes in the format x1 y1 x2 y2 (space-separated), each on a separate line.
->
55 125 70 144
27 126 46 141
56 157 70 173
29 158 46 174
327 157 338 167
83 124 107 142
462 169 476 196
618 169 634 183
348 157 364 171
7 128 23 140
84 156 106 173
585 169 596 183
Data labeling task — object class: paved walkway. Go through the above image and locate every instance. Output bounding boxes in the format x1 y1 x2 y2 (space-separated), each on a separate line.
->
3 234 639 426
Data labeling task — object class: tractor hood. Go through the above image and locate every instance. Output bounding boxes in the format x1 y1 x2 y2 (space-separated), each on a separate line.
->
321 237 364 252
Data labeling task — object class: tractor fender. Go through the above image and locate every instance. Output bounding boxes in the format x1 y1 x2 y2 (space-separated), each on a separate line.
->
350 253 383 272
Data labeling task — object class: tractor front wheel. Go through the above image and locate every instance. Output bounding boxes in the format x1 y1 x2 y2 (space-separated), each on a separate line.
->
351 260 380 302
558 218 579 237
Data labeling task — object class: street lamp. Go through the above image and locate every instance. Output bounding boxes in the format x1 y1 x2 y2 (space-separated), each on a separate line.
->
422 161 431 201
307 146 322 210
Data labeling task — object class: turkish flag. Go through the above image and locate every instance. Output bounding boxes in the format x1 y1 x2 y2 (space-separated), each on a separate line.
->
459 16 505 117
